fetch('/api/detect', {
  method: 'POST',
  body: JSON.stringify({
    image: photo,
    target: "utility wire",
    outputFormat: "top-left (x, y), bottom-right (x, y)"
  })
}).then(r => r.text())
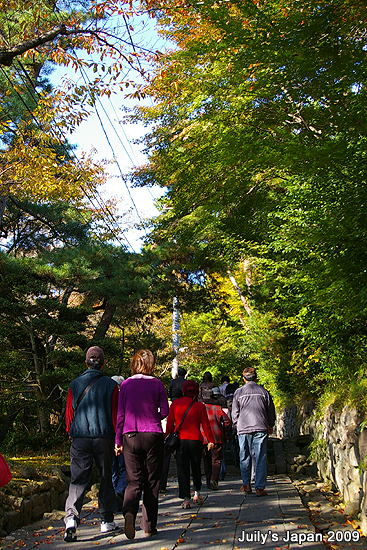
top-left (12, 62), bottom-right (131, 250)
top-left (7, 61), bottom-right (136, 251)
top-left (78, 60), bottom-right (146, 232)
top-left (13, 59), bottom-right (148, 248)
top-left (1, 8), bottom-right (157, 249)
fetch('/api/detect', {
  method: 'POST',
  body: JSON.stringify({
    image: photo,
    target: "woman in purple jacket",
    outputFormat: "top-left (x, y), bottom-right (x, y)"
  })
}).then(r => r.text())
top-left (115, 350), bottom-right (169, 540)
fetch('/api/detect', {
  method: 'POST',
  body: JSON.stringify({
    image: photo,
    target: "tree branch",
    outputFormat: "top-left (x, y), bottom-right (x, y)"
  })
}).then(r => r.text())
top-left (0, 25), bottom-right (67, 66)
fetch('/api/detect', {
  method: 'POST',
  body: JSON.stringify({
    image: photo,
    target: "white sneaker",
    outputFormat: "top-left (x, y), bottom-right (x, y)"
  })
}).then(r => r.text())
top-left (101, 521), bottom-right (119, 533)
top-left (64, 518), bottom-right (77, 542)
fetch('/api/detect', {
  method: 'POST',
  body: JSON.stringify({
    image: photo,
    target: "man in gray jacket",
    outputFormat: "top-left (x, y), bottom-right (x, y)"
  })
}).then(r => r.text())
top-left (232, 367), bottom-right (276, 497)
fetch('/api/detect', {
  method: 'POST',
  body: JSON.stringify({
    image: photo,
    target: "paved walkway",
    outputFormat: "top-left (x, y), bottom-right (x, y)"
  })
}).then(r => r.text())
top-left (2, 473), bottom-right (366, 550)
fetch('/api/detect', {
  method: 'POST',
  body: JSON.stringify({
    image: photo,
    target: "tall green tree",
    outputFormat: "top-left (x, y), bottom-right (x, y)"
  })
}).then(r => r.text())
top-left (132, 0), bottom-right (367, 404)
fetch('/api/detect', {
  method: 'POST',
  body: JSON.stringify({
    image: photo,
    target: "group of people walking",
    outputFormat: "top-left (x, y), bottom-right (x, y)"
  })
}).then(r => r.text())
top-left (63, 346), bottom-right (276, 542)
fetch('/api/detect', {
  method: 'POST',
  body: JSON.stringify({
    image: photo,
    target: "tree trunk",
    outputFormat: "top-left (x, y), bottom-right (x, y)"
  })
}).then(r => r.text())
top-left (0, 195), bottom-right (7, 225)
top-left (228, 271), bottom-right (252, 316)
top-left (20, 316), bottom-right (50, 433)
top-left (93, 301), bottom-right (116, 341)
top-left (243, 259), bottom-right (254, 299)
top-left (0, 408), bottom-right (22, 444)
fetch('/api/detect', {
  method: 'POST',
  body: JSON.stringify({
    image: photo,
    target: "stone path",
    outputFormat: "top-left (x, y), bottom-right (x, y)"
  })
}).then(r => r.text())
top-left (1, 473), bottom-right (366, 550)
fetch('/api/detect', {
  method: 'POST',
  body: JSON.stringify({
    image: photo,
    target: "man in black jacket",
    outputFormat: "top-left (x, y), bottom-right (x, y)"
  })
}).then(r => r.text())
top-left (232, 367), bottom-right (276, 497)
top-left (64, 346), bottom-right (119, 541)
top-left (169, 367), bottom-right (187, 401)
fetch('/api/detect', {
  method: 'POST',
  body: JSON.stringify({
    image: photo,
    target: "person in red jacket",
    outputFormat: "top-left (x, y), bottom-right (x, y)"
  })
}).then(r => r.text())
top-left (165, 380), bottom-right (214, 509)
top-left (202, 387), bottom-right (231, 490)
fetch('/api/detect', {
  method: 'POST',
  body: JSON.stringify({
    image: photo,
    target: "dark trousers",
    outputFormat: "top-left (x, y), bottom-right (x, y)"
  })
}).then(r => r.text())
top-left (112, 453), bottom-right (127, 497)
top-left (122, 432), bottom-right (164, 532)
top-left (202, 443), bottom-right (223, 485)
top-left (159, 447), bottom-right (171, 490)
top-left (176, 439), bottom-right (203, 499)
top-left (65, 437), bottom-right (115, 525)
top-left (229, 429), bottom-right (240, 466)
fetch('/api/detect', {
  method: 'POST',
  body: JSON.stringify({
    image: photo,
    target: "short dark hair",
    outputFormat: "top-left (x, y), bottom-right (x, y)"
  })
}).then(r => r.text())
top-left (86, 358), bottom-right (104, 370)
top-left (202, 371), bottom-right (213, 383)
top-left (226, 383), bottom-right (236, 395)
top-left (178, 367), bottom-right (187, 377)
top-left (221, 375), bottom-right (230, 384)
top-left (85, 346), bottom-right (105, 370)
top-left (243, 367), bottom-right (257, 382)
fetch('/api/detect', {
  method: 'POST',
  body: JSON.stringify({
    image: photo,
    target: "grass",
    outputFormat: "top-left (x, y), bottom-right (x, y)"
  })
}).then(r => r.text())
top-left (3, 448), bottom-right (70, 488)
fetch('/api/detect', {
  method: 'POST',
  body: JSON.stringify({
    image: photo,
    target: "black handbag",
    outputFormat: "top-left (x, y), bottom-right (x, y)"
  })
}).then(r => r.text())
top-left (164, 431), bottom-right (180, 453)
top-left (164, 398), bottom-right (196, 454)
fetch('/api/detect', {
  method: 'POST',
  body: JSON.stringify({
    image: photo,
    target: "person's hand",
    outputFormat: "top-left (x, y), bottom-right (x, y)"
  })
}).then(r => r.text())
top-left (207, 442), bottom-right (214, 450)
top-left (115, 444), bottom-right (123, 455)
top-left (268, 427), bottom-right (274, 435)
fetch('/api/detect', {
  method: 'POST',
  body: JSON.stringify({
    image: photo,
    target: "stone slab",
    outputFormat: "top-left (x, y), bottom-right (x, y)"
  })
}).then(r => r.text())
top-left (1, 475), bottom-right (364, 550)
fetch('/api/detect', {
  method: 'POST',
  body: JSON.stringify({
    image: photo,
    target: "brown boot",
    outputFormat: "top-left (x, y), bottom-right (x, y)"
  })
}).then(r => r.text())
top-left (256, 488), bottom-right (267, 497)
top-left (240, 484), bottom-right (252, 493)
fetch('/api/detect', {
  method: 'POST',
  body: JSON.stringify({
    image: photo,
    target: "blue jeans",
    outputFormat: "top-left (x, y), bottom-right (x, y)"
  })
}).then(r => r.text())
top-left (238, 431), bottom-right (268, 490)
top-left (112, 453), bottom-right (127, 499)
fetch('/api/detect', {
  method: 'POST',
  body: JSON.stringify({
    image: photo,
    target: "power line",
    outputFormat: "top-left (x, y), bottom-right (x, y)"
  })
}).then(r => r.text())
top-left (12, 66), bottom-right (134, 252)
top-left (0, 8), bottom-right (159, 251)
top-left (106, 94), bottom-right (160, 204)
top-left (4, 62), bottom-right (136, 252)
top-left (77, 61), bottom-right (147, 233)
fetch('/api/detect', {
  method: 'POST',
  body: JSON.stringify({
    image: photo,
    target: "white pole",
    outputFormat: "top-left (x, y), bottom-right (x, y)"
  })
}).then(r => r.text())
top-left (172, 297), bottom-right (179, 379)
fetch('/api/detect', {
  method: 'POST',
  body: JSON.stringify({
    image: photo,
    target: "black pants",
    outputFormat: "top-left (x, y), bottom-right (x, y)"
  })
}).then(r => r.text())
top-left (159, 446), bottom-right (171, 490)
top-left (64, 437), bottom-right (115, 525)
top-left (122, 432), bottom-right (164, 532)
top-left (176, 439), bottom-right (203, 499)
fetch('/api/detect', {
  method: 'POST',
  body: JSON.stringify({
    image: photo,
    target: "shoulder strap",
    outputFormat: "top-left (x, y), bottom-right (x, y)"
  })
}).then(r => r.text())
top-left (175, 397), bottom-right (197, 434)
top-left (75, 376), bottom-right (100, 412)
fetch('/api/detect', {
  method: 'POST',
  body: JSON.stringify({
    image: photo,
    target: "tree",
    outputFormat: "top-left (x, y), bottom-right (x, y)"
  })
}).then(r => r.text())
top-left (131, 0), bottom-right (367, 404)
top-left (0, 0), bottom-right (157, 216)
top-left (0, 195), bottom-right (223, 445)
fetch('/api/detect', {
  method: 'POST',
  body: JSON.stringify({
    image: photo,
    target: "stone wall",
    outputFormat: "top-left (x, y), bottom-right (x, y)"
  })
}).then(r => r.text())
top-left (0, 473), bottom-right (67, 537)
top-left (277, 402), bottom-right (367, 534)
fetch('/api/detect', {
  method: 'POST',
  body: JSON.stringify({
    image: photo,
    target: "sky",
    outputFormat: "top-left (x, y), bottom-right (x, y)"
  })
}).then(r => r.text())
top-left (65, 90), bottom-right (163, 253)
top-left (53, 13), bottom-right (166, 253)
